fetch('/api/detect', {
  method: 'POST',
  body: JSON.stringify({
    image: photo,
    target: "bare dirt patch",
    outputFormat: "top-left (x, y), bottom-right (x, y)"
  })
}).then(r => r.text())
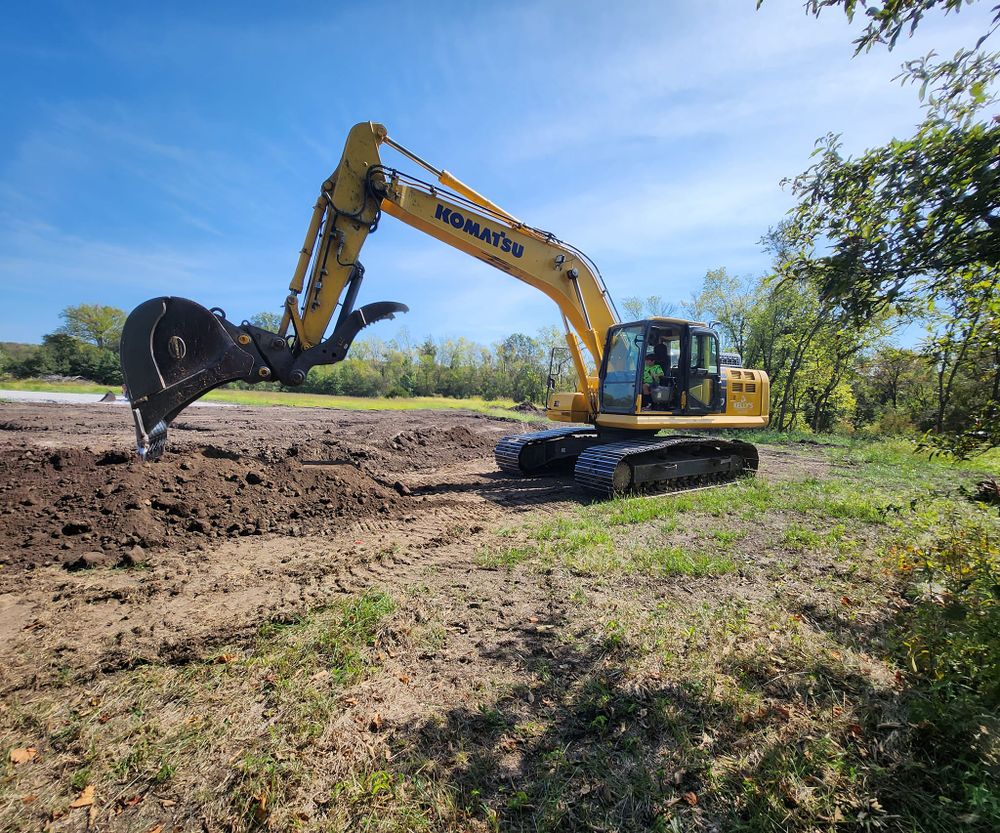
top-left (0, 405), bottom-right (511, 575)
top-left (2, 401), bottom-right (893, 832)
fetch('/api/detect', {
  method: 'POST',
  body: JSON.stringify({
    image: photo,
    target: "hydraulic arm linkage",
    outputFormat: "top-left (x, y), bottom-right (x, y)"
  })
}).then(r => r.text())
top-left (120, 122), bottom-right (618, 460)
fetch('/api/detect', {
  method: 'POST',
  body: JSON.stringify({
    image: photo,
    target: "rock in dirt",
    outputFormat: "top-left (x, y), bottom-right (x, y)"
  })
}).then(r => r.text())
top-left (119, 546), bottom-right (146, 568)
top-left (64, 551), bottom-right (115, 571)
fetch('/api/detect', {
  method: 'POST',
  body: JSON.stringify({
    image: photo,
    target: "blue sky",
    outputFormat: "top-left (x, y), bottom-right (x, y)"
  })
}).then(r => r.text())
top-left (0, 1), bottom-right (991, 346)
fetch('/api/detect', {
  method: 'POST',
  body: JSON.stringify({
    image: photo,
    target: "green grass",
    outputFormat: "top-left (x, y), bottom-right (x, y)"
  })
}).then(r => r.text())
top-left (201, 388), bottom-right (522, 418)
top-left (0, 377), bottom-right (533, 418)
top-left (0, 378), bottom-right (111, 394)
top-left (0, 591), bottom-right (397, 831)
top-left (478, 510), bottom-right (734, 577)
top-left (4, 435), bottom-right (999, 833)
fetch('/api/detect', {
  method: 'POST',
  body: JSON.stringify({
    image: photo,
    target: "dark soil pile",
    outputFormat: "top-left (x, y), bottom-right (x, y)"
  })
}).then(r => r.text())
top-left (0, 443), bottom-right (404, 571)
top-left (0, 403), bottom-right (528, 574)
top-left (383, 425), bottom-right (492, 468)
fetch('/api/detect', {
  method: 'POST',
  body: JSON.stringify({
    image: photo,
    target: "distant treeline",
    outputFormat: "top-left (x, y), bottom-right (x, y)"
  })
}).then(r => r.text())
top-left (1, 276), bottom-right (989, 455)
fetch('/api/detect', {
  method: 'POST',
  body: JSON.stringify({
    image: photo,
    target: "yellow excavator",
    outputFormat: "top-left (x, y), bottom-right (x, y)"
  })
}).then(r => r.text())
top-left (120, 122), bottom-right (769, 495)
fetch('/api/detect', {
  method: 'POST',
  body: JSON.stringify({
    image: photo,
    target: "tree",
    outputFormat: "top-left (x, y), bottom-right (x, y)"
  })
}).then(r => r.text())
top-left (57, 304), bottom-right (126, 349)
top-left (771, 3), bottom-right (1000, 453)
top-left (38, 332), bottom-right (122, 384)
top-left (249, 311), bottom-right (283, 332)
top-left (780, 53), bottom-right (1000, 319)
top-left (496, 333), bottom-right (545, 402)
top-left (686, 268), bottom-right (758, 357)
top-left (621, 295), bottom-right (677, 320)
top-left (786, 1), bottom-right (999, 54)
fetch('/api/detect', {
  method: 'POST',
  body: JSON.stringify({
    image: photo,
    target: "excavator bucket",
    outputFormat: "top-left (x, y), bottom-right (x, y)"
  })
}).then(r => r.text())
top-left (120, 297), bottom-right (259, 460)
top-left (120, 295), bottom-right (409, 461)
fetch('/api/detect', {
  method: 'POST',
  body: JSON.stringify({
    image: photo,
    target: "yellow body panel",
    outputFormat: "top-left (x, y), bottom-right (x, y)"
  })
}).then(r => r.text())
top-left (547, 391), bottom-right (590, 423)
top-left (723, 367), bottom-right (770, 420)
top-left (595, 413), bottom-right (769, 430)
top-left (577, 367), bottom-right (770, 429)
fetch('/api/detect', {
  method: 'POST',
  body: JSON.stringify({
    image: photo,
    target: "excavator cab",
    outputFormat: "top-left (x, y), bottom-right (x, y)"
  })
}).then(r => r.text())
top-left (598, 320), bottom-right (723, 417)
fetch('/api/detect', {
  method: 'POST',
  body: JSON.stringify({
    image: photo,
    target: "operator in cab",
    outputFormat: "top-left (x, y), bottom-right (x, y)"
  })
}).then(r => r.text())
top-left (642, 354), bottom-right (665, 409)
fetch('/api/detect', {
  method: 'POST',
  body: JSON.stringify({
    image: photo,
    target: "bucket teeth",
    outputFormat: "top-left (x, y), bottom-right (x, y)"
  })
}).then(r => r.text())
top-left (137, 420), bottom-right (169, 461)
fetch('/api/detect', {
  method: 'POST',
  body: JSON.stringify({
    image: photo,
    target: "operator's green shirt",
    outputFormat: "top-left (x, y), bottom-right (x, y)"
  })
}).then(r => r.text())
top-left (643, 362), bottom-right (665, 385)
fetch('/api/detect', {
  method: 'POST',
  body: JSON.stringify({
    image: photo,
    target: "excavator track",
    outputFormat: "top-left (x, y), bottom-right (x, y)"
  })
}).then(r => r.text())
top-left (574, 435), bottom-right (758, 496)
top-left (494, 426), bottom-right (600, 474)
top-left (495, 428), bottom-right (758, 497)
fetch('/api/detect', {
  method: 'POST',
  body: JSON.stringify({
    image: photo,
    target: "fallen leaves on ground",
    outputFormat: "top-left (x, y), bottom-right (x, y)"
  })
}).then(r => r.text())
top-left (69, 785), bottom-right (95, 808)
top-left (9, 747), bottom-right (37, 764)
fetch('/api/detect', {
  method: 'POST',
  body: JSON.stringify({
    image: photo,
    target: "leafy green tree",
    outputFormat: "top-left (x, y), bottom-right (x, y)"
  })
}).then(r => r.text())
top-left (851, 345), bottom-right (936, 430)
top-left (336, 358), bottom-right (382, 397)
top-left (780, 53), bottom-right (1000, 318)
top-left (769, 2), bottom-right (1000, 453)
top-left (621, 295), bottom-right (677, 320)
top-left (57, 304), bottom-right (126, 350)
top-left (249, 311), bottom-right (283, 332)
top-left (686, 268), bottom-right (758, 357)
top-left (782, 0), bottom-right (999, 54)
top-left (497, 333), bottom-right (545, 402)
top-left (38, 333), bottom-right (123, 384)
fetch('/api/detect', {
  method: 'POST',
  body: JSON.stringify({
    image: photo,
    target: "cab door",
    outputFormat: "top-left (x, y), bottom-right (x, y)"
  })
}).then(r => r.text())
top-left (598, 322), bottom-right (646, 414)
top-left (682, 327), bottom-right (722, 414)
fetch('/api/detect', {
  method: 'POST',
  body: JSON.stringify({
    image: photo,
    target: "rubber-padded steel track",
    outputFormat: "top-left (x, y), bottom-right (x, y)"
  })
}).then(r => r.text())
top-left (494, 426), bottom-right (599, 474)
top-left (574, 435), bottom-right (758, 496)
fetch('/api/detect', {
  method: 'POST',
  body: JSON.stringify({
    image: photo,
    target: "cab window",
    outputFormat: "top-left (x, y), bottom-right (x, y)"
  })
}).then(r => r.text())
top-left (601, 324), bottom-right (644, 411)
top-left (690, 333), bottom-right (718, 374)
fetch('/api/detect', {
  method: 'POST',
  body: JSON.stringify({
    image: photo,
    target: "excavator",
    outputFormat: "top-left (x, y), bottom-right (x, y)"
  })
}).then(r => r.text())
top-left (119, 122), bottom-right (769, 496)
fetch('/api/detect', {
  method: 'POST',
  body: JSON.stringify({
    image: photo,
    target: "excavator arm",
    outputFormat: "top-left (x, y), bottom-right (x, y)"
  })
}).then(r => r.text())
top-left (120, 122), bottom-right (619, 459)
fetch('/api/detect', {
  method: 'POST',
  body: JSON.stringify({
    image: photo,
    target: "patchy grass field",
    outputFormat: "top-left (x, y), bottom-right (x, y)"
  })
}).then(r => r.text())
top-left (1, 413), bottom-right (997, 832)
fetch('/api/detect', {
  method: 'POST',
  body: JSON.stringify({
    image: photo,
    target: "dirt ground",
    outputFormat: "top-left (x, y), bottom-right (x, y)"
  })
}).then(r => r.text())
top-left (0, 401), bottom-right (845, 831)
top-left (0, 403), bottom-right (541, 681)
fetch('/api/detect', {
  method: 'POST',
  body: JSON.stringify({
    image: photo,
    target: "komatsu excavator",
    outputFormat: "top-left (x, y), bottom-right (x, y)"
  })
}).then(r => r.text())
top-left (120, 122), bottom-right (769, 496)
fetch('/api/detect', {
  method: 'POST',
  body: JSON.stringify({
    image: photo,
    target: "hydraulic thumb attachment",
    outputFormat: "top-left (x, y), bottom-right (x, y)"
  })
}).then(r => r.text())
top-left (120, 296), bottom-right (407, 460)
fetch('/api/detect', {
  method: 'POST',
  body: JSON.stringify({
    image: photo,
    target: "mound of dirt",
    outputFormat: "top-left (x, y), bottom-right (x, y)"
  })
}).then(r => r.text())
top-left (383, 425), bottom-right (496, 469)
top-left (0, 443), bottom-right (405, 573)
top-left (513, 401), bottom-right (543, 413)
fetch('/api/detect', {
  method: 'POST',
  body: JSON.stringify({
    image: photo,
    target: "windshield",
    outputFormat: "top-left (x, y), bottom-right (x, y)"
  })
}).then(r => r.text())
top-left (601, 324), bottom-right (644, 412)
